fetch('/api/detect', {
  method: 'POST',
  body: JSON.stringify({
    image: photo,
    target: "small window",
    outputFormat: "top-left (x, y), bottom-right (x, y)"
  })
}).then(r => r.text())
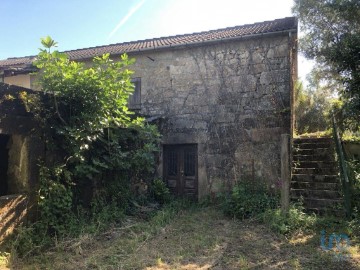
top-left (128, 78), bottom-right (141, 110)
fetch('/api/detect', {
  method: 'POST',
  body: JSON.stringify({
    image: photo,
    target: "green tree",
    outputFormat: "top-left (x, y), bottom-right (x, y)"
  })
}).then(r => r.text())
top-left (293, 0), bottom-right (360, 128)
top-left (294, 80), bottom-right (334, 134)
top-left (29, 37), bottom-right (160, 235)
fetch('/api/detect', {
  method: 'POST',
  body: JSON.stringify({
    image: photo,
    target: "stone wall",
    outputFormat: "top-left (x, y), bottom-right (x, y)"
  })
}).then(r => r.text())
top-left (7, 135), bottom-right (44, 194)
top-left (126, 33), bottom-right (296, 198)
top-left (0, 31), bottom-right (297, 200)
top-left (0, 83), bottom-right (45, 195)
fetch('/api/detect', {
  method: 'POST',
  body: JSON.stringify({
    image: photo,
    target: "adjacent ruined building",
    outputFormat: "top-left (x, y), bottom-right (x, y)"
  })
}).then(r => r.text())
top-left (0, 17), bottom-right (297, 200)
top-left (0, 83), bottom-right (45, 241)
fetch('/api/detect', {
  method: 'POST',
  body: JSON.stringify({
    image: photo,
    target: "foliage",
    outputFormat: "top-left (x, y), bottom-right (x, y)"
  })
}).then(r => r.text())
top-left (150, 178), bottom-right (171, 204)
top-left (262, 203), bottom-right (317, 235)
top-left (347, 159), bottom-right (360, 219)
top-left (342, 130), bottom-right (360, 142)
top-left (37, 165), bottom-right (74, 235)
top-left (293, 0), bottom-right (360, 129)
top-left (10, 223), bottom-right (52, 258)
top-left (34, 37), bottom-right (142, 163)
top-left (9, 37), bottom-right (161, 256)
top-left (221, 180), bottom-right (279, 219)
top-left (8, 207), bottom-right (360, 270)
top-left (294, 81), bottom-right (334, 134)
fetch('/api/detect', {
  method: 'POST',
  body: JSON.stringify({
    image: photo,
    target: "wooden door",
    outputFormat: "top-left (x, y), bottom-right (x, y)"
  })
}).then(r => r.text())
top-left (163, 144), bottom-right (198, 199)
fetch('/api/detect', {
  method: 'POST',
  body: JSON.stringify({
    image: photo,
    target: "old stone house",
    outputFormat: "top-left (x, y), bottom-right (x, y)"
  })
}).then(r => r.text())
top-left (0, 17), bottom-right (298, 200)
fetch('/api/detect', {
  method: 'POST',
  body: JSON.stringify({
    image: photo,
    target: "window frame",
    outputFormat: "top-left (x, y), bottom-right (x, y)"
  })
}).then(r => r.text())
top-left (128, 77), bottom-right (141, 110)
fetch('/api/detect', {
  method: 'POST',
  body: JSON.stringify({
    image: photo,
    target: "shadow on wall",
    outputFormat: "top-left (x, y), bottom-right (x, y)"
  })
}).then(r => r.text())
top-left (0, 135), bottom-right (10, 196)
top-left (0, 195), bottom-right (29, 243)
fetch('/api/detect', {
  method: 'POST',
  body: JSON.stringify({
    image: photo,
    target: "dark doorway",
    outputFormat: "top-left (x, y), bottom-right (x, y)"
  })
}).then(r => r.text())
top-left (163, 144), bottom-right (198, 199)
top-left (0, 134), bottom-right (10, 196)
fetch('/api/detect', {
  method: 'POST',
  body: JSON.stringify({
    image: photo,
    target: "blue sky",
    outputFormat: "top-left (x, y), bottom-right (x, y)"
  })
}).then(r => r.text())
top-left (0, 0), bottom-right (311, 81)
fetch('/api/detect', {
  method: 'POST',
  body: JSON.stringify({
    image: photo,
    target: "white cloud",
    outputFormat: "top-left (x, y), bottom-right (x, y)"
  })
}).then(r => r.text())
top-left (108, 0), bottom-right (146, 38)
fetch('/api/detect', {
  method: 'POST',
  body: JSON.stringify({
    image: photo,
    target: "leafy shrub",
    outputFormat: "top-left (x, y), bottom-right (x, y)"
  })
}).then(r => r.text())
top-left (348, 209), bottom-right (360, 238)
top-left (37, 165), bottom-right (75, 236)
top-left (294, 81), bottom-right (334, 135)
top-left (221, 181), bottom-right (279, 219)
top-left (150, 178), bottom-right (171, 204)
top-left (9, 37), bottom-right (162, 257)
top-left (347, 158), bottom-right (360, 216)
top-left (262, 203), bottom-right (317, 235)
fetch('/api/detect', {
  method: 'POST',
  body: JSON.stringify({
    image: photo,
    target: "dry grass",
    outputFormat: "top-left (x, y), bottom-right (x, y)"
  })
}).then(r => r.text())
top-left (3, 207), bottom-right (360, 270)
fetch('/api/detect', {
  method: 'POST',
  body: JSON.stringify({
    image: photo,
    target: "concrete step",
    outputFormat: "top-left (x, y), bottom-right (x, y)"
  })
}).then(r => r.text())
top-left (293, 154), bottom-right (335, 162)
top-left (291, 189), bottom-right (342, 200)
top-left (294, 148), bottom-right (335, 156)
top-left (291, 197), bottom-right (343, 209)
top-left (293, 167), bottom-right (339, 175)
top-left (291, 137), bottom-right (343, 215)
top-left (294, 143), bottom-right (334, 150)
top-left (293, 137), bottom-right (333, 144)
top-left (292, 174), bottom-right (339, 183)
top-left (305, 207), bottom-right (345, 216)
top-left (290, 181), bottom-right (339, 190)
top-left (293, 161), bottom-right (338, 169)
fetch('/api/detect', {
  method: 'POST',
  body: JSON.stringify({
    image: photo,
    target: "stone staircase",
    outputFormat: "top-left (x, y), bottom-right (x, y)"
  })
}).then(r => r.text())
top-left (291, 137), bottom-right (343, 214)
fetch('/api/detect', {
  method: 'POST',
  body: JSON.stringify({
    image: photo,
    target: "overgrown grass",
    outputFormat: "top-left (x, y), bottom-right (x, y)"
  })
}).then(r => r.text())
top-left (2, 177), bottom-right (360, 269)
top-left (7, 205), bottom-right (359, 270)
top-left (7, 199), bottom-right (196, 269)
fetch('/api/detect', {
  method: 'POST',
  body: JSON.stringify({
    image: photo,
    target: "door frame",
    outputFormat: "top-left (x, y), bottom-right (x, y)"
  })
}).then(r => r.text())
top-left (163, 144), bottom-right (198, 198)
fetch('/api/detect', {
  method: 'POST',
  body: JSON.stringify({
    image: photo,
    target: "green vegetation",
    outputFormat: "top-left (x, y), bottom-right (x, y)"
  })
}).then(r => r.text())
top-left (4, 206), bottom-right (359, 270)
top-left (263, 203), bottom-right (317, 235)
top-left (293, 0), bottom-right (360, 131)
top-left (150, 177), bottom-right (172, 204)
top-left (220, 180), bottom-right (279, 219)
top-left (293, 0), bottom-right (360, 223)
top-left (294, 81), bottom-right (335, 135)
top-left (221, 178), bottom-right (359, 243)
top-left (4, 37), bottom-right (163, 257)
top-left (2, 168), bottom-right (359, 269)
top-left (348, 159), bottom-right (360, 221)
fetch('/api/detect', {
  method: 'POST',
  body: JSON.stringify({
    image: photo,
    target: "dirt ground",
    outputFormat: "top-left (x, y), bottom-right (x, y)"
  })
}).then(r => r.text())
top-left (3, 207), bottom-right (360, 270)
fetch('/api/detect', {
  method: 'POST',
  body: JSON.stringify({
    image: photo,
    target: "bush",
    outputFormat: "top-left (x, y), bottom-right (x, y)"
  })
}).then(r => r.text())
top-left (346, 158), bottom-right (360, 237)
top-left (262, 203), bottom-right (317, 235)
top-left (347, 159), bottom-right (360, 216)
top-left (150, 178), bottom-right (171, 204)
top-left (221, 181), bottom-right (279, 219)
top-left (37, 165), bottom-right (75, 236)
top-left (8, 38), bottom-right (162, 257)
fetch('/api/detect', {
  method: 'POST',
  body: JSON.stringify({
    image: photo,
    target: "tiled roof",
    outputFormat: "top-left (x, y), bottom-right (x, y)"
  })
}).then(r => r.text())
top-left (0, 17), bottom-right (297, 69)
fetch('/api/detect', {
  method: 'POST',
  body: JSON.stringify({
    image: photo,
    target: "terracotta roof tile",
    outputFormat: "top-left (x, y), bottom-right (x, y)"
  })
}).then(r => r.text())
top-left (0, 17), bottom-right (297, 69)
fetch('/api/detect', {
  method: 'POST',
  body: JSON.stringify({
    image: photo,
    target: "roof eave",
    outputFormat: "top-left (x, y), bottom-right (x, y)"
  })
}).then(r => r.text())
top-left (72, 27), bottom-right (298, 62)
top-left (1, 21), bottom-right (298, 70)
